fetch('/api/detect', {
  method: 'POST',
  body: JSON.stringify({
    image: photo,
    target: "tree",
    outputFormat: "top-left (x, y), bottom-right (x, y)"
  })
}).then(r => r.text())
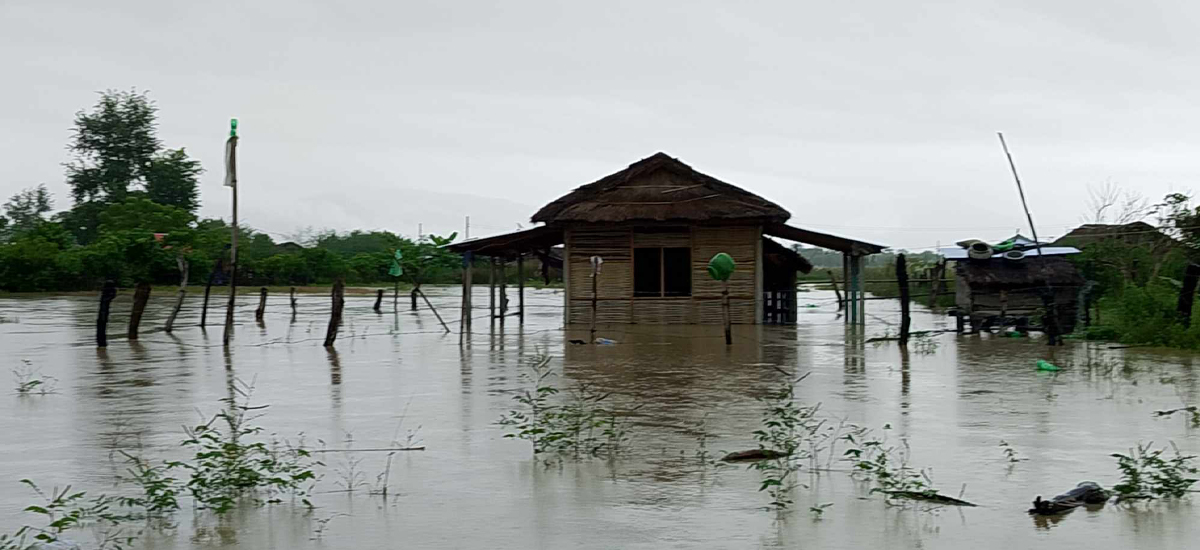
top-left (1084, 182), bottom-right (1152, 225)
top-left (64, 90), bottom-right (203, 243)
top-left (1, 184), bottom-right (53, 238)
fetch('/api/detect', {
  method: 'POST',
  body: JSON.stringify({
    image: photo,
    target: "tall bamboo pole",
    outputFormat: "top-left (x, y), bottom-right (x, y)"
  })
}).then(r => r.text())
top-left (222, 120), bottom-right (239, 346)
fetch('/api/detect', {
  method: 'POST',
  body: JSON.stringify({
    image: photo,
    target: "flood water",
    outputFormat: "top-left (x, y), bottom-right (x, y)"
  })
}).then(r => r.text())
top-left (2, 287), bottom-right (1198, 549)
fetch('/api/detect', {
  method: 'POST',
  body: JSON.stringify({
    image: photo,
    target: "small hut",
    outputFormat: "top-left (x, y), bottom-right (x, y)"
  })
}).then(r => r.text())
top-left (940, 236), bottom-right (1084, 332)
top-left (448, 153), bottom-right (884, 326)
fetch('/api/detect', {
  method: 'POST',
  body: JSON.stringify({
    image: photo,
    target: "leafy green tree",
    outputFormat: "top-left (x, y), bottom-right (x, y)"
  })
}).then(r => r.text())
top-left (98, 198), bottom-right (195, 234)
top-left (2, 184), bottom-right (54, 238)
top-left (64, 90), bottom-right (203, 243)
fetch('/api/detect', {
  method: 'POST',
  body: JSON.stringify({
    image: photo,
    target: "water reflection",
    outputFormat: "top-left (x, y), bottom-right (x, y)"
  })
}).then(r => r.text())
top-left (2, 289), bottom-right (1200, 549)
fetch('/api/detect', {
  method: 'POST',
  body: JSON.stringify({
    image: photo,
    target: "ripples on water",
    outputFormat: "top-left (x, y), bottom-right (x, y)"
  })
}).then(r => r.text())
top-left (0, 288), bottom-right (1197, 549)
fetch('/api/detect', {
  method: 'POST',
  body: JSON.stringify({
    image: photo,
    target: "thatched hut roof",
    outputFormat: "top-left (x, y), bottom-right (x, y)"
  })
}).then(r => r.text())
top-left (956, 256), bottom-right (1084, 289)
top-left (1052, 222), bottom-right (1174, 248)
top-left (531, 152), bottom-right (791, 224)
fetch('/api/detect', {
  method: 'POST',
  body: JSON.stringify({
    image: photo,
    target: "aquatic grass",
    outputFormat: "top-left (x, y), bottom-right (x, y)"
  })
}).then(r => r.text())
top-left (117, 451), bottom-right (181, 520)
top-left (748, 371), bottom-right (831, 509)
top-left (166, 379), bottom-right (322, 514)
top-left (12, 361), bottom-right (57, 395)
top-left (498, 351), bottom-right (633, 460)
top-left (16, 479), bottom-right (139, 550)
top-left (1112, 442), bottom-right (1199, 502)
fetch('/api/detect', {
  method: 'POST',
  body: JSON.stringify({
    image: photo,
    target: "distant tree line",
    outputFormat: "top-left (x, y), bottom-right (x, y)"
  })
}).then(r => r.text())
top-left (0, 90), bottom-right (464, 292)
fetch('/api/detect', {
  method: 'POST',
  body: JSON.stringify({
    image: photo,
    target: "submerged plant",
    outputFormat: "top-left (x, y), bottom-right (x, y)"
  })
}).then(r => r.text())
top-left (808, 502), bottom-right (833, 518)
top-left (17, 479), bottom-right (138, 550)
top-left (167, 380), bottom-right (321, 513)
top-left (117, 452), bottom-right (180, 519)
top-left (1112, 442), bottom-right (1199, 501)
top-left (498, 352), bottom-right (631, 459)
top-left (748, 371), bottom-right (825, 509)
top-left (13, 361), bottom-right (57, 395)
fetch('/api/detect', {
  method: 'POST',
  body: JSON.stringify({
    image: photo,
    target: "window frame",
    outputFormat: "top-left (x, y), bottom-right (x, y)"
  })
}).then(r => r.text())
top-left (633, 246), bottom-right (692, 298)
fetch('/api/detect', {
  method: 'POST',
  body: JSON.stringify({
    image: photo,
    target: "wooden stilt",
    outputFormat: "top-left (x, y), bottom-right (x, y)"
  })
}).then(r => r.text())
top-left (165, 258), bottom-right (189, 333)
top-left (411, 284), bottom-right (419, 311)
top-left (498, 259), bottom-right (507, 325)
top-left (828, 270), bottom-right (843, 311)
top-left (373, 289), bottom-right (384, 313)
top-left (97, 280), bottom-right (117, 347)
top-left (128, 282), bottom-right (151, 340)
top-left (418, 290), bottom-right (452, 333)
top-left (289, 287), bottom-right (297, 317)
top-left (255, 287), bottom-right (268, 322)
top-left (489, 257), bottom-right (497, 323)
top-left (590, 258), bottom-right (599, 342)
top-left (517, 254), bottom-right (525, 322)
top-left (722, 281), bottom-right (732, 345)
top-left (323, 279), bottom-right (345, 347)
top-left (200, 262), bottom-right (216, 327)
top-left (460, 251), bottom-right (473, 344)
top-left (897, 254), bottom-right (910, 347)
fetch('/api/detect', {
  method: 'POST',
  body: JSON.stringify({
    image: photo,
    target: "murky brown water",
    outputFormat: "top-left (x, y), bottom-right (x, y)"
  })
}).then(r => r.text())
top-left (2, 287), bottom-right (1198, 549)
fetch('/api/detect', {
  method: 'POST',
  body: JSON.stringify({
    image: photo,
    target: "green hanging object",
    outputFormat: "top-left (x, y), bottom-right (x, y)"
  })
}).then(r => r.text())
top-left (388, 249), bottom-right (403, 277)
top-left (708, 253), bottom-right (736, 281)
top-left (229, 118), bottom-right (238, 137)
top-left (993, 239), bottom-right (1016, 252)
top-left (1035, 359), bottom-right (1060, 372)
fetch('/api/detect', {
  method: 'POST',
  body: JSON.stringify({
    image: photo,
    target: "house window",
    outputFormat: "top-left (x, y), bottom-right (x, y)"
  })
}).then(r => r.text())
top-left (634, 247), bottom-right (691, 297)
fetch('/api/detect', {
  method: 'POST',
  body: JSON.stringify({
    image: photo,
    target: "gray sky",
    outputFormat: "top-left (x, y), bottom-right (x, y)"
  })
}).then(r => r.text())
top-left (3, 0), bottom-right (1198, 250)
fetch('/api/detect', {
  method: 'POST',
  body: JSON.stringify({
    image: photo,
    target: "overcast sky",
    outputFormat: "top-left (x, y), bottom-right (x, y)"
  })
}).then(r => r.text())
top-left (3, 0), bottom-right (1198, 250)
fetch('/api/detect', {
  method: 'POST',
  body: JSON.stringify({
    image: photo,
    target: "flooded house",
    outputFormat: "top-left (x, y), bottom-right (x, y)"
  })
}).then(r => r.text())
top-left (939, 235), bottom-right (1084, 332)
top-left (448, 152), bottom-right (885, 325)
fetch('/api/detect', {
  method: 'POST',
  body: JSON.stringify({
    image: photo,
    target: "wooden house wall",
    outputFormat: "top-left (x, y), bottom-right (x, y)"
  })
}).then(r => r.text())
top-left (564, 225), bottom-right (760, 324)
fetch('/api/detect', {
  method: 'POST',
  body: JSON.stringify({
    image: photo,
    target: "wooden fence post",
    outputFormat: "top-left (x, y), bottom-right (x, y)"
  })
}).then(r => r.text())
top-left (255, 287), bottom-right (268, 322)
top-left (828, 270), bottom-right (843, 311)
top-left (373, 289), bottom-right (384, 313)
top-left (128, 282), bottom-right (151, 340)
top-left (323, 279), bottom-right (345, 347)
top-left (897, 255), bottom-right (910, 347)
top-left (459, 251), bottom-right (473, 345)
top-left (289, 287), bottom-right (297, 317)
top-left (418, 289), bottom-right (452, 333)
top-left (590, 256), bottom-right (601, 342)
top-left (499, 258), bottom-right (508, 325)
top-left (722, 280), bottom-right (732, 345)
top-left (489, 257), bottom-right (497, 323)
top-left (517, 254), bottom-right (525, 322)
top-left (165, 257), bottom-right (189, 333)
top-left (411, 285), bottom-right (419, 311)
top-left (200, 262), bottom-right (216, 327)
top-left (1178, 263), bottom-right (1200, 327)
top-left (928, 260), bottom-right (945, 308)
top-left (97, 280), bottom-right (117, 347)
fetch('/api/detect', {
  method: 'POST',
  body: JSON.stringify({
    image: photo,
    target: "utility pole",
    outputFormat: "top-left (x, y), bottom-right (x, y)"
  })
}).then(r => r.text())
top-left (465, 216), bottom-right (470, 240)
top-left (222, 119), bottom-right (240, 346)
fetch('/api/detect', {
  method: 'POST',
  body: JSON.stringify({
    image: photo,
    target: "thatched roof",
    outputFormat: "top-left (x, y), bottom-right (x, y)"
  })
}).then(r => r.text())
top-left (763, 237), bottom-right (813, 275)
top-left (531, 152), bottom-right (790, 224)
top-left (956, 256), bottom-right (1084, 288)
top-left (1052, 222), bottom-right (1173, 248)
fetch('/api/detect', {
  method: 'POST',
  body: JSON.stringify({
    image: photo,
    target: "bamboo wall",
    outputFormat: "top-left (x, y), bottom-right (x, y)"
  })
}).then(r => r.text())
top-left (565, 225), bottom-right (760, 324)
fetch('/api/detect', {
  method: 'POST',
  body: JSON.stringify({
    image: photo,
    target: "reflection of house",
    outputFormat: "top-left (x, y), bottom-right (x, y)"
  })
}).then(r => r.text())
top-left (448, 153), bottom-right (884, 325)
top-left (939, 236), bottom-right (1084, 332)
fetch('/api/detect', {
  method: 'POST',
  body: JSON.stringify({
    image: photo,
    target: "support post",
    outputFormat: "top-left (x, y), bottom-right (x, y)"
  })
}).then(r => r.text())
top-left (499, 258), bottom-right (508, 324)
top-left (97, 280), bottom-right (117, 347)
top-left (855, 255), bottom-right (866, 326)
top-left (828, 270), bottom-right (843, 311)
top-left (289, 287), bottom-right (297, 317)
top-left (928, 260), bottom-right (944, 308)
top-left (460, 251), bottom-right (473, 344)
top-left (517, 254), bottom-right (525, 322)
top-left (418, 289), bottom-right (452, 333)
top-left (897, 255), bottom-right (910, 347)
top-left (722, 280), bottom-right (732, 345)
top-left (411, 284), bottom-right (419, 311)
top-left (590, 256), bottom-right (600, 342)
top-left (128, 282), bottom-right (151, 340)
top-left (165, 257), bottom-right (189, 333)
top-left (323, 278), bottom-right (345, 347)
top-left (489, 257), bottom-right (497, 322)
top-left (255, 287), bottom-right (268, 322)
top-left (1178, 263), bottom-right (1200, 327)
top-left (374, 289), bottom-right (384, 313)
top-left (200, 261), bottom-right (216, 327)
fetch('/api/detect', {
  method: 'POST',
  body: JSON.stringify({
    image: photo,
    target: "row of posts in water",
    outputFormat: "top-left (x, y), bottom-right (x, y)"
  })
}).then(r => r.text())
top-left (93, 281), bottom-right (454, 349)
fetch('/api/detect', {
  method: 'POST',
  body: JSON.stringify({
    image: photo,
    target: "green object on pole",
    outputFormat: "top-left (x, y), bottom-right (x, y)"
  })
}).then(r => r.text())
top-left (388, 249), bottom-right (403, 277)
top-left (1036, 359), bottom-right (1060, 371)
top-left (229, 118), bottom-right (238, 137)
top-left (993, 239), bottom-right (1016, 252)
top-left (707, 253), bottom-right (735, 281)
